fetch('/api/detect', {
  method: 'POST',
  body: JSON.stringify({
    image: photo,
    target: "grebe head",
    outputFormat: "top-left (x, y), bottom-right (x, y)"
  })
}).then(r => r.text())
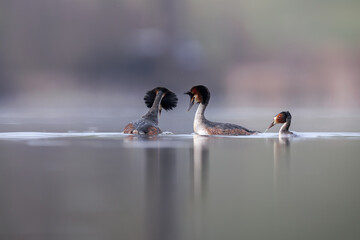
top-left (267, 111), bottom-right (292, 130)
top-left (185, 85), bottom-right (210, 111)
top-left (144, 87), bottom-right (178, 115)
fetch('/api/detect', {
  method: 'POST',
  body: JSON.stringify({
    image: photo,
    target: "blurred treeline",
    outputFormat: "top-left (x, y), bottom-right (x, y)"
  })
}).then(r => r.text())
top-left (0, 0), bottom-right (359, 108)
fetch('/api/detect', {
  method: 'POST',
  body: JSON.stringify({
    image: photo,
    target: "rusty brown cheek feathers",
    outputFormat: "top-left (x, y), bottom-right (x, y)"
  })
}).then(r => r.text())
top-left (276, 113), bottom-right (286, 123)
top-left (192, 89), bottom-right (202, 103)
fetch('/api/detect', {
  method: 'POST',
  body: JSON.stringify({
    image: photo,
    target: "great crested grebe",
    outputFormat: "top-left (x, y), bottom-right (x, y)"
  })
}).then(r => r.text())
top-left (266, 111), bottom-right (293, 136)
top-left (123, 87), bottom-right (177, 135)
top-left (185, 85), bottom-right (257, 135)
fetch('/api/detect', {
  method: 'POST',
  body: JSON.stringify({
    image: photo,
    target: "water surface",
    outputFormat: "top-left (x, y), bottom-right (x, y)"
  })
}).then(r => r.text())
top-left (0, 131), bottom-right (359, 240)
top-left (0, 111), bottom-right (359, 240)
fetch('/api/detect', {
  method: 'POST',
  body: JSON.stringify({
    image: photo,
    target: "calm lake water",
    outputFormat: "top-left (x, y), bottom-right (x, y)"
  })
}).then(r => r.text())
top-left (0, 110), bottom-right (359, 240)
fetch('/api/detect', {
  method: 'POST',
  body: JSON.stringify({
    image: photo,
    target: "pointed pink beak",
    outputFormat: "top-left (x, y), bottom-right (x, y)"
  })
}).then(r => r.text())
top-left (188, 98), bottom-right (195, 111)
top-left (265, 120), bottom-right (275, 132)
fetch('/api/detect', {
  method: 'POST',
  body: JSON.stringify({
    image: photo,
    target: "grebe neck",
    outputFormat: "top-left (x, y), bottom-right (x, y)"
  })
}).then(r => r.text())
top-left (194, 102), bottom-right (207, 127)
top-left (279, 118), bottom-right (291, 133)
top-left (142, 93), bottom-right (163, 124)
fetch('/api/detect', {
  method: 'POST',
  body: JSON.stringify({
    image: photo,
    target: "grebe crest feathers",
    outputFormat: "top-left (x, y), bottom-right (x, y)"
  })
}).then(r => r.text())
top-left (185, 85), bottom-right (210, 105)
top-left (144, 87), bottom-right (178, 111)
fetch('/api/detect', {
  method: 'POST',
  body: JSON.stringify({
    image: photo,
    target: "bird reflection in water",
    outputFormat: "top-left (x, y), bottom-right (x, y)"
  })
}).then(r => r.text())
top-left (272, 136), bottom-right (291, 204)
top-left (139, 135), bottom-right (209, 240)
top-left (191, 135), bottom-right (209, 200)
top-left (124, 134), bottom-right (159, 142)
top-left (144, 146), bottom-right (179, 240)
top-left (190, 135), bottom-right (209, 240)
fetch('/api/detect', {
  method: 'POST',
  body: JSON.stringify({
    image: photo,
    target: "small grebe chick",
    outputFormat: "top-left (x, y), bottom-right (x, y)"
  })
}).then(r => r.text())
top-left (266, 111), bottom-right (293, 136)
top-left (123, 87), bottom-right (177, 135)
top-left (185, 85), bottom-right (257, 135)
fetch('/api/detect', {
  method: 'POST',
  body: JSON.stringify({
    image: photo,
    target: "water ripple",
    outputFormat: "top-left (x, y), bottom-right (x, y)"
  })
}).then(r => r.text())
top-left (0, 132), bottom-right (359, 141)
